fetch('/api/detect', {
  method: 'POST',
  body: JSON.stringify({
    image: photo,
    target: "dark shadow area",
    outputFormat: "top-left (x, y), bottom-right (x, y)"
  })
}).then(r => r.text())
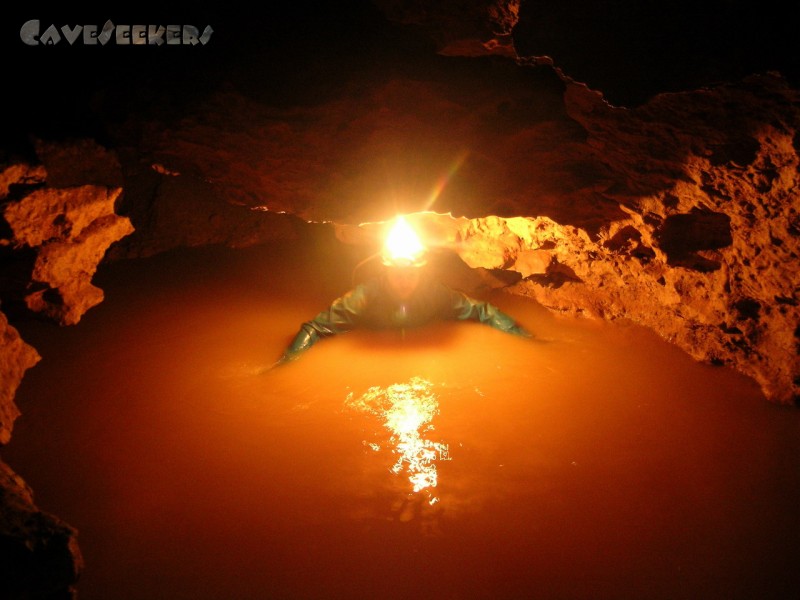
top-left (657, 209), bottom-right (732, 271)
top-left (514, 0), bottom-right (800, 107)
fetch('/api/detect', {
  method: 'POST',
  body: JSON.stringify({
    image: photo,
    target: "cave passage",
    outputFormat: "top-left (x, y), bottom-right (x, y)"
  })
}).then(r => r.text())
top-left (4, 231), bottom-right (800, 600)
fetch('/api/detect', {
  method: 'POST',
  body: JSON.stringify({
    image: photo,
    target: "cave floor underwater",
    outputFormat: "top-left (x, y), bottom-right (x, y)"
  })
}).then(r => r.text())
top-left (4, 235), bottom-right (800, 600)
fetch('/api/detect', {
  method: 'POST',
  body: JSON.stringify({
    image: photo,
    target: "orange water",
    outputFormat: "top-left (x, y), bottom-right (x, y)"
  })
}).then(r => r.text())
top-left (5, 236), bottom-right (800, 600)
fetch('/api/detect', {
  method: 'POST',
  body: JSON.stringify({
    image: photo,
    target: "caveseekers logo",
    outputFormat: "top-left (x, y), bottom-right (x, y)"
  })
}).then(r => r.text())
top-left (20, 19), bottom-right (213, 46)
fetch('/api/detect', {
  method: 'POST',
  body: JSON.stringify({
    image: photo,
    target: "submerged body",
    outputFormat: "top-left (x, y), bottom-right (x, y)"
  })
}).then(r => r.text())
top-left (277, 265), bottom-right (532, 365)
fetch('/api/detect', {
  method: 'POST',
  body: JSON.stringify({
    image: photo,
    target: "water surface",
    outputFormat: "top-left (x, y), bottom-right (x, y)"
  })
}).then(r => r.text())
top-left (6, 238), bottom-right (800, 600)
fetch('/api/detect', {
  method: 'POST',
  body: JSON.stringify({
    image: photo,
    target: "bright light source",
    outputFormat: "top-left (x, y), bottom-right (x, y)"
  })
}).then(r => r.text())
top-left (383, 215), bottom-right (426, 267)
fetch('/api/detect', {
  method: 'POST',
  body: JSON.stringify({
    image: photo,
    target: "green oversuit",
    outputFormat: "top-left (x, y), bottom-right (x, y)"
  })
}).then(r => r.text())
top-left (278, 271), bottom-right (532, 364)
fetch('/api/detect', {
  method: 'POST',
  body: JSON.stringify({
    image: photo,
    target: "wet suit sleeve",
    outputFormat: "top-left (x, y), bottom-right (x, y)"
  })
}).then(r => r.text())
top-left (276, 285), bottom-right (370, 364)
top-left (446, 289), bottom-right (533, 338)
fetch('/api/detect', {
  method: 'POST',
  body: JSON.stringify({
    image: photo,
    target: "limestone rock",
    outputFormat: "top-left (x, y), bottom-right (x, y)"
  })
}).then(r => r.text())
top-left (111, 66), bottom-right (585, 231)
top-left (372, 0), bottom-right (520, 57)
top-left (4, 186), bottom-right (124, 249)
top-left (0, 163), bottom-right (47, 199)
top-left (33, 138), bottom-right (124, 189)
top-left (105, 157), bottom-right (300, 260)
top-left (387, 75), bottom-right (798, 404)
top-left (0, 311), bottom-right (40, 446)
top-left (1, 150), bottom-right (135, 325)
top-left (0, 459), bottom-right (82, 599)
top-left (543, 74), bottom-right (800, 404)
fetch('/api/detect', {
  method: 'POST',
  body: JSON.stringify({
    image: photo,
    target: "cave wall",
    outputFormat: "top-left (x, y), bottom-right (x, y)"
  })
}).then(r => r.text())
top-left (0, 312), bottom-right (39, 446)
top-left (1, 141), bottom-right (134, 325)
top-left (540, 75), bottom-right (800, 404)
top-left (0, 140), bottom-right (134, 598)
top-left (0, 445), bottom-right (83, 600)
top-left (411, 73), bottom-right (799, 405)
top-left (0, 312), bottom-right (83, 598)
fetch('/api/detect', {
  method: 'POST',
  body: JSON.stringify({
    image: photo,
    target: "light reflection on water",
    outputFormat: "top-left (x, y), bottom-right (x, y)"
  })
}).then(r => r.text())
top-left (346, 376), bottom-right (450, 504)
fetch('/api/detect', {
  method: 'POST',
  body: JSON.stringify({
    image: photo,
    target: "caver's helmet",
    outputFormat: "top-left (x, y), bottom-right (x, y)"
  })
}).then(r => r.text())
top-left (381, 215), bottom-right (428, 268)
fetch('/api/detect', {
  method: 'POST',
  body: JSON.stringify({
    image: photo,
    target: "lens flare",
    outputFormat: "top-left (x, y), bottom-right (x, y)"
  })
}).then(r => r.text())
top-left (347, 377), bottom-right (450, 503)
top-left (383, 216), bottom-right (426, 266)
top-left (423, 149), bottom-right (469, 212)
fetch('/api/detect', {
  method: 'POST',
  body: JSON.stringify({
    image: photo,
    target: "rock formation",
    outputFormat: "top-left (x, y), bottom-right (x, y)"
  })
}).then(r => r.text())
top-left (0, 312), bottom-right (82, 598)
top-left (526, 74), bottom-right (799, 405)
top-left (0, 312), bottom-right (39, 446)
top-left (0, 140), bottom-right (132, 598)
top-left (1, 140), bottom-right (135, 325)
top-left (0, 460), bottom-right (83, 599)
top-left (371, 0), bottom-right (521, 58)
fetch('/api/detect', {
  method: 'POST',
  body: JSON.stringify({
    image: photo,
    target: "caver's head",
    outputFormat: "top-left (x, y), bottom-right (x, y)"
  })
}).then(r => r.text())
top-left (384, 263), bottom-right (423, 300)
top-left (381, 215), bottom-right (427, 299)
